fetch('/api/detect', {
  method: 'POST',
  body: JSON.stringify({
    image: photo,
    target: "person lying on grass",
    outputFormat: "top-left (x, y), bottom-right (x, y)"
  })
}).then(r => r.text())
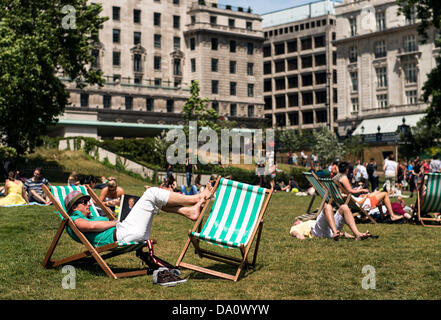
top-left (290, 203), bottom-right (373, 241)
top-left (334, 161), bottom-right (403, 222)
top-left (64, 184), bottom-right (213, 248)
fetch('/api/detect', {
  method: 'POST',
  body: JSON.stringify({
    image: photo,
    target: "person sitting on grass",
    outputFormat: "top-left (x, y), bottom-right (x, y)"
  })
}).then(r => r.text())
top-left (290, 203), bottom-right (373, 241)
top-left (98, 177), bottom-right (124, 211)
top-left (334, 161), bottom-right (403, 222)
top-left (0, 170), bottom-right (30, 206)
top-left (24, 167), bottom-right (51, 205)
top-left (63, 183), bottom-right (213, 286)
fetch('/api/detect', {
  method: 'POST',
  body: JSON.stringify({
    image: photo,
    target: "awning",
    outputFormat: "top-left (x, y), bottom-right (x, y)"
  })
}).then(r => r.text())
top-left (352, 113), bottom-right (425, 135)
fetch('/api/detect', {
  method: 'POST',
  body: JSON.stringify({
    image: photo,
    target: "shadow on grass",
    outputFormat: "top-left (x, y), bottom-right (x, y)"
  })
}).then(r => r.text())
top-left (183, 261), bottom-right (263, 281)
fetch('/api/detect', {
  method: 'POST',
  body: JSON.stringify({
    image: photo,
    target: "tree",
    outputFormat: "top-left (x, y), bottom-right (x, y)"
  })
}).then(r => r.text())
top-left (0, 1), bottom-right (107, 154)
top-left (312, 127), bottom-right (345, 165)
top-left (397, 1), bottom-right (441, 144)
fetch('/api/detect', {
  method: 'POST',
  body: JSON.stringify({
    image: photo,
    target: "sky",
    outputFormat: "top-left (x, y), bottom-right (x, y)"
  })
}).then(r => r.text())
top-left (217, 0), bottom-right (341, 15)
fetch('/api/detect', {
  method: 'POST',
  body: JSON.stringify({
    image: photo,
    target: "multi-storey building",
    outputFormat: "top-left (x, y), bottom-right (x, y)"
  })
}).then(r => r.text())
top-left (53, 0), bottom-right (265, 140)
top-left (261, 0), bottom-right (339, 133)
top-left (334, 0), bottom-right (436, 139)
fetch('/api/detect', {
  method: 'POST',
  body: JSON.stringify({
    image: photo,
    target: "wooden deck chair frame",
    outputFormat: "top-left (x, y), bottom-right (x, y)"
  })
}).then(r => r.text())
top-left (42, 184), bottom-right (150, 279)
top-left (300, 172), bottom-right (329, 221)
top-left (416, 173), bottom-right (441, 227)
top-left (176, 177), bottom-right (273, 281)
top-left (317, 174), bottom-right (377, 224)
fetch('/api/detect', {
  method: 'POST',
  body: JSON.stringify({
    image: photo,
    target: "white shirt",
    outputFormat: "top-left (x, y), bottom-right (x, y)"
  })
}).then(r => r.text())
top-left (384, 159), bottom-right (397, 175)
top-left (430, 159), bottom-right (441, 173)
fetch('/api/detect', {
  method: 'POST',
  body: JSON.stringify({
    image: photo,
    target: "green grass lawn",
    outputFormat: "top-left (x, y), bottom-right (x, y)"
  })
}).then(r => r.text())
top-left (1, 181), bottom-right (441, 300)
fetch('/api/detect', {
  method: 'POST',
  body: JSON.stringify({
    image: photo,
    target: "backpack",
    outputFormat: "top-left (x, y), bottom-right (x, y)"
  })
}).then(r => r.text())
top-left (366, 164), bottom-right (374, 176)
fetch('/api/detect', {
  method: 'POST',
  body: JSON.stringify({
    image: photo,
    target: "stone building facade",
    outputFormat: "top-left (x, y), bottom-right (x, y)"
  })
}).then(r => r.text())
top-left (58, 0), bottom-right (265, 139)
top-left (334, 0), bottom-right (437, 137)
top-left (261, 0), bottom-right (339, 133)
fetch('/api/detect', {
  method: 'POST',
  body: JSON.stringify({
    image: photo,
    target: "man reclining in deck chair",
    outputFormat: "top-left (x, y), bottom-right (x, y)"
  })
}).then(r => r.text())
top-left (64, 183), bottom-right (212, 286)
top-left (290, 203), bottom-right (374, 241)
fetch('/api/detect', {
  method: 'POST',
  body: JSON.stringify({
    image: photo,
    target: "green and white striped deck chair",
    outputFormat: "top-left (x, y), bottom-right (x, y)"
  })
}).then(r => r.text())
top-left (299, 172), bottom-right (330, 221)
top-left (417, 173), bottom-right (441, 227)
top-left (318, 177), bottom-right (377, 224)
top-left (42, 184), bottom-right (151, 279)
top-left (176, 176), bottom-right (273, 281)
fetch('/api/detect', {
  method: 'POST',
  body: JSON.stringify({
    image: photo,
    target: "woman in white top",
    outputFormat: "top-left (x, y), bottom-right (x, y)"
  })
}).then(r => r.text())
top-left (383, 154), bottom-right (398, 193)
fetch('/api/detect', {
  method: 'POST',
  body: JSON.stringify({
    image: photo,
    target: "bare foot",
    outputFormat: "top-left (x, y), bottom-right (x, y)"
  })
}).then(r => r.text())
top-left (355, 231), bottom-right (371, 241)
top-left (199, 183), bottom-right (213, 201)
top-left (186, 199), bottom-right (205, 221)
top-left (390, 214), bottom-right (403, 221)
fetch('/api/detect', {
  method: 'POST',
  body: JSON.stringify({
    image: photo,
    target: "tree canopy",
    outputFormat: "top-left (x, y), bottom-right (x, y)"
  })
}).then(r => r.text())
top-left (0, 1), bottom-right (107, 154)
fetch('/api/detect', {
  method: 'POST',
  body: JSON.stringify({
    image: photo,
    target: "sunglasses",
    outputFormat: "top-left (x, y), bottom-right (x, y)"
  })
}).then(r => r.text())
top-left (75, 199), bottom-right (90, 206)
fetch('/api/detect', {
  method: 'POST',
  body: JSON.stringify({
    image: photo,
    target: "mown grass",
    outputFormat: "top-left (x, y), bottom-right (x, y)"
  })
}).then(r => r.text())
top-left (1, 181), bottom-right (441, 300)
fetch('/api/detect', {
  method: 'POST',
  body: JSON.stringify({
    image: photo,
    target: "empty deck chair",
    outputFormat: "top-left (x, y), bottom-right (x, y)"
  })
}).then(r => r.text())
top-left (416, 173), bottom-right (441, 227)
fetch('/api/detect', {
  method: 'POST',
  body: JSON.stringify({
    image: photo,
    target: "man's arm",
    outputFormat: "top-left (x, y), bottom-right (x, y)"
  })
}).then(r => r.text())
top-left (74, 218), bottom-right (117, 233)
top-left (339, 175), bottom-right (368, 194)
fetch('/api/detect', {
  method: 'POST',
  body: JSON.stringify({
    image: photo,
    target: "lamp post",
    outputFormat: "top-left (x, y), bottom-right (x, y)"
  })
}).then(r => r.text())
top-left (376, 125), bottom-right (382, 142)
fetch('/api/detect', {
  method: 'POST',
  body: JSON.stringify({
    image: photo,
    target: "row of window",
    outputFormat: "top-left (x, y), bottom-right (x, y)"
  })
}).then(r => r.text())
top-left (348, 35), bottom-right (418, 63)
top-left (191, 15), bottom-right (254, 30)
top-left (112, 6), bottom-right (181, 28)
top-left (263, 34), bottom-right (334, 57)
top-left (79, 93), bottom-right (255, 117)
top-left (351, 90), bottom-right (418, 112)
top-left (349, 63), bottom-right (418, 93)
top-left (263, 91), bottom-right (334, 108)
top-left (348, 8), bottom-right (415, 37)
top-left (189, 37), bottom-right (255, 54)
top-left (112, 30), bottom-right (182, 51)
top-left (209, 81), bottom-right (255, 97)
top-left (263, 72), bottom-right (337, 92)
top-left (264, 18), bottom-right (334, 39)
top-left (264, 53), bottom-right (330, 73)
top-left (190, 58), bottom-right (254, 75)
top-left (269, 109), bottom-right (333, 127)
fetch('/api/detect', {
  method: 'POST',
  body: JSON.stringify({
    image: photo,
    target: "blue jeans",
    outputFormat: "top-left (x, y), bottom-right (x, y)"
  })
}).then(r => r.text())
top-left (186, 172), bottom-right (192, 187)
top-left (180, 185), bottom-right (198, 195)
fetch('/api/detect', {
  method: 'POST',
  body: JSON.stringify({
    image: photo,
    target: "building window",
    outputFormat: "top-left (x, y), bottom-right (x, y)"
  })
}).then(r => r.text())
top-left (287, 40), bottom-right (297, 52)
top-left (134, 54), bottom-right (142, 72)
top-left (146, 98), bottom-right (154, 111)
top-left (264, 96), bottom-right (272, 110)
top-left (173, 0), bottom-right (180, 5)
top-left (377, 94), bottom-right (388, 108)
top-left (374, 40), bottom-right (386, 58)
top-left (112, 6), bottom-right (120, 21)
top-left (276, 113), bottom-right (286, 127)
top-left (191, 58), bottom-right (196, 72)
top-left (248, 83), bottom-right (254, 97)
top-left (349, 46), bottom-right (357, 63)
top-left (113, 74), bottom-right (121, 83)
top-left (275, 60), bottom-right (285, 73)
top-left (246, 21), bottom-right (252, 31)
top-left (303, 111), bottom-right (314, 124)
top-left (288, 75), bottom-right (298, 88)
top-left (405, 63), bottom-right (418, 84)
top-left (212, 80), bottom-right (219, 94)
top-left (230, 103), bottom-right (237, 116)
top-left (264, 62), bottom-right (272, 75)
top-left (166, 100), bottom-right (174, 112)
top-left (228, 18), bottom-right (235, 28)
top-left (173, 37), bottom-right (181, 50)
top-left (229, 60), bottom-right (236, 74)
top-left (316, 110), bottom-right (327, 123)
top-left (302, 73), bottom-right (313, 87)
top-left (134, 32), bottom-right (141, 45)
top-left (247, 63), bottom-right (254, 76)
top-left (211, 58), bottom-right (218, 72)
top-left (351, 98), bottom-right (359, 112)
top-left (154, 34), bottom-right (161, 48)
top-left (404, 35), bottom-right (418, 52)
top-left (247, 42), bottom-right (253, 55)
top-left (315, 91), bottom-right (327, 104)
top-left (154, 56), bottom-right (161, 70)
top-left (315, 53), bottom-right (326, 66)
top-left (376, 11), bottom-right (386, 31)
top-left (173, 15), bottom-right (180, 29)
top-left (154, 12), bottom-right (161, 26)
top-left (315, 72), bottom-right (326, 85)
top-left (302, 92), bottom-right (313, 105)
top-left (112, 29), bottom-right (120, 43)
top-left (154, 78), bottom-right (161, 86)
top-left (134, 9), bottom-right (141, 23)
top-left (210, 16), bottom-right (217, 25)
top-left (301, 56), bottom-right (313, 68)
top-left (314, 35), bottom-right (325, 48)
top-left (275, 95), bottom-right (286, 108)
top-left (80, 93), bottom-right (89, 107)
top-left (173, 58), bottom-right (181, 75)
top-left (230, 82), bottom-right (237, 95)
top-left (288, 93), bottom-right (299, 106)
top-left (230, 40), bottom-right (236, 53)
top-left (263, 46), bottom-right (271, 57)
top-left (287, 58), bottom-right (298, 70)
top-left (112, 51), bottom-right (121, 66)
top-left (406, 90), bottom-right (418, 104)
top-left (350, 71), bottom-right (358, 91)
top-left (301, 37), bottom-right (312, 50)
top-left (211, 38), bottom-right (218, 50)
top-left (264, 79), bottom-right (272, 92)
top-left (275, 77), bottom-right (285, 90)
top-left (274, 43), bottom-right (284, 55)
top-left (103, 95), bottom-right (111, 109)
top-left (406, 6), bottom-right (416, 25)
top-left (376, 67), bottom-right (388, 88)
top-left (288, 112), bottom-right (299, 125)
top-left (212, 101), bottom-right (219, 113)
top-left (349, 17), bottom-right (357, 36)
top-left (125, 96), bottom-right (133, 110)
top-left (91, 49), bottom-right (99, 68)
top-left (247, 105), bottom-right (254, 117)
top-left (190, 38), bottom-right (195, 50)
